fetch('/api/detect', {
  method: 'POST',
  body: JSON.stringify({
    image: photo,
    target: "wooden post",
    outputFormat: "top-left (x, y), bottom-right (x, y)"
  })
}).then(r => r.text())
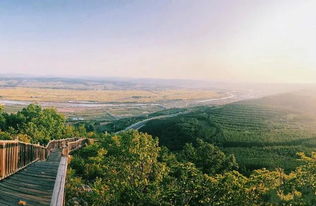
top-left (0, 142), bottom-right (5, 178)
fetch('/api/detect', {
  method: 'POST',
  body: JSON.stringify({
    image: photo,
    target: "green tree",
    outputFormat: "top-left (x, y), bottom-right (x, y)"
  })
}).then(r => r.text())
top-left (178, 139), bottom-right (238, 175)
top-left (0, 104), bottom-right (71, 144)
top-left (67, 131), bottom-right (169, 206)
top-left (16, 105), bottom-right (66, 144)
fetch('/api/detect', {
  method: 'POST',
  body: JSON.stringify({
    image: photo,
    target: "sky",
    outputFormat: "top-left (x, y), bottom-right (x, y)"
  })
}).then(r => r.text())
top-left (0, 0), bottom-right (316, 83)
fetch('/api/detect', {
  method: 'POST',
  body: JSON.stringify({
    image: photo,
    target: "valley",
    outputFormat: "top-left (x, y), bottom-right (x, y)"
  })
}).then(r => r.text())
top-left (0, 77), bottom-right (263, 122)
top-left (2, 78), bottom-right (316, 205)
top-left (98, 91), bottom-right (316, 174)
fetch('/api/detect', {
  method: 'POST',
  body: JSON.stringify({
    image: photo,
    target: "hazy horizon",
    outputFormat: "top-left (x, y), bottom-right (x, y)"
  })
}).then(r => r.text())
top-left (1, 0), bottom-right (316, 83)
top-left (1, 73), bottom-right (316, 85)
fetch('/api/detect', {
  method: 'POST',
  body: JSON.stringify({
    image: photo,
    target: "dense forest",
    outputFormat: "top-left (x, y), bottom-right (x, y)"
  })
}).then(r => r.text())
top-left (140, 103), bottom-right (316, 173)
top-left (65, 94), bottom-right (316, 205)
top-left (1, 95), bottom-right (316, 205)
top-left (66, 130), bottom-right (316, 206)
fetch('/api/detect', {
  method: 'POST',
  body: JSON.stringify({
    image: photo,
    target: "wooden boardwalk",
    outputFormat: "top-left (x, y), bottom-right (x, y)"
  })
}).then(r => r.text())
top-left (0, 150), bottom-right (61, 206)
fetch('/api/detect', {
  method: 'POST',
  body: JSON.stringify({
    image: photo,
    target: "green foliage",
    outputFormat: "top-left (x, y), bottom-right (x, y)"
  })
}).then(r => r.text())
top-left (0, 131), bottom-right (12, 140)
top-left (67, 131), bottom-right (169, 205)
top-left (0, 104), bottom-right (86, 144)
top-left (20, 105), bottom-right (66, 143)
top-left (160, 162), bottom-right (207, 205)
top-left (140, 114), bottom-right (222, 150)
top-left (60, 93), bottom-right (316, 205)
top-left (140, 103), bottom-right (316, 172)
top-left (101, 116), bottom-right (146, 133)
top-left (66, 130), bottom-right (316, 205)
top-left (100, 108), bottom-right (187, 133)
top-left (178, 139), bottom-right (238, 175)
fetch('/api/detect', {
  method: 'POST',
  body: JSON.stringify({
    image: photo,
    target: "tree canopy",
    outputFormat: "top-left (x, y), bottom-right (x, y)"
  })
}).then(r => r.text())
top-left (0, 104), bottom-right (86, 144)
top-left (66, 131), bottom-right (316, 206)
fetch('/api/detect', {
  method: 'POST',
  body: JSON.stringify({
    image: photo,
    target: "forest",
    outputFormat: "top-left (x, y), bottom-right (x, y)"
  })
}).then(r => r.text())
top-left (140, 102), bottom-right (316, 173)
top-left (2, 0), bottom-right (315, 205)
top-left (1, 95), bottom-right (316, 205)
top-left (65, 93), bottom-right (316, 205)
top-left (66, 130), bottom-right (316, 206)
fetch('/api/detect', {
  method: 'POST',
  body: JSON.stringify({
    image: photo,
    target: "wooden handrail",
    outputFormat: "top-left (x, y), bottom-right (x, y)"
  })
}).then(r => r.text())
top-left (0, 137), bottom-right (86, 181)
top-left (51, 138), bottom-right (88, 206)
top-left (0, 141), bottom-right (46, 180)
top-left (0, 137), bottom-right (88, 206)
top-left (50, 156), bottom-right (68, 206)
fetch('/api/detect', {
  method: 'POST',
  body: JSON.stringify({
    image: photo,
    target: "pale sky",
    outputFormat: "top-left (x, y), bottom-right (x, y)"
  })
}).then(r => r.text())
top-left (0, 0), bottom-right (316, 83)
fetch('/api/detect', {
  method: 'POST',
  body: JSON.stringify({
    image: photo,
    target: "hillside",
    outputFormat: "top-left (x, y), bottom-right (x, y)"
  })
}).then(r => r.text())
top-left (140, 92), bottom-right (316, 173)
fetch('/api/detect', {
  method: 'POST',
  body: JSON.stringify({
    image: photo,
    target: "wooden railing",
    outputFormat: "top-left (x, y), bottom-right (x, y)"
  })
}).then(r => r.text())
top-left (46, 137), bottom-right (82, 158)
top-left (51, 138), bottom-right (88, 206)
top-left (0, 137), bottom-right (87, 181)
top-left (0, 141), bottom-right (45, 180)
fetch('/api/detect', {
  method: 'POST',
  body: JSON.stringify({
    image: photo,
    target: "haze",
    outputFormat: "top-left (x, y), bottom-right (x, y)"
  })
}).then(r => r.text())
top-left (0, 0), bottom-right (315, 83)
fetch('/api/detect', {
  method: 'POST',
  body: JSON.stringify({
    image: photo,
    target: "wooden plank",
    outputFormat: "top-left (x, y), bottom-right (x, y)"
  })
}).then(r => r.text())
top-left (0, 138), bottom-right (87, 205)
top-left (0, 151), bottom-right (61, 206)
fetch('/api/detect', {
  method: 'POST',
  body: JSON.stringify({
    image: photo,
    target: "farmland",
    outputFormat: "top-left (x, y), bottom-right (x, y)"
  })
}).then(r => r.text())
top-left (0, 87), bottom-right (221, 103)
top-left (0, 77), bottom-right (244, 121)
top-left (0, 87), bottom-right (223, 122)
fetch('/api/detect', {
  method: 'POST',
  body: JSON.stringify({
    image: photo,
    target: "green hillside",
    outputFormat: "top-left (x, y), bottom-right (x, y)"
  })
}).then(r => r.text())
top-left (140, 93), bottom-right (316, 173)
top-left (65, 92), bottom-right (316, 205)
